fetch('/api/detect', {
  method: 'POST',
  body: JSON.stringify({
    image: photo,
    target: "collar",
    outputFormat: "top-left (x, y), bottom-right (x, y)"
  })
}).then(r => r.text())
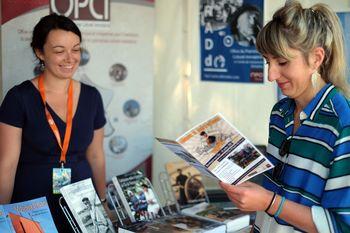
top-left (299, 83), bottom-right (335, 121)
top-left (277, 83), bottom-right (335, 136)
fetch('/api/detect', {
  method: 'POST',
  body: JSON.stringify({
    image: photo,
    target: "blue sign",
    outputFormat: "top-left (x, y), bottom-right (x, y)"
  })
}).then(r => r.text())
top-left (200, 0), bottom-right (264, 83)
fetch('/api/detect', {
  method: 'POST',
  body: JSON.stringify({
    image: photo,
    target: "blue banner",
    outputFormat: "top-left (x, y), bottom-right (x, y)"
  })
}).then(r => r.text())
top-left (200, 0), bottom-right (264, 83)
top-left (337, 12), bottom-right (350, 82)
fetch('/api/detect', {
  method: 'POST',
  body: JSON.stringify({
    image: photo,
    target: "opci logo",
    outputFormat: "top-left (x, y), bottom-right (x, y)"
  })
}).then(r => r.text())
top-left (50, 0), bottom-right (110, 21)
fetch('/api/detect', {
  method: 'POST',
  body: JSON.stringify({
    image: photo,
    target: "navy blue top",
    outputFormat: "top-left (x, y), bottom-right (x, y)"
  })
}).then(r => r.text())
top-left (0, 80), bottom-right (106, 232)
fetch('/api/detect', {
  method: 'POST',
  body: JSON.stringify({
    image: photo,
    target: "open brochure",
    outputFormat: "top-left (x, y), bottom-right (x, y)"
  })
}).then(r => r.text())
top-left (157, 113), bottom-right (273, 185)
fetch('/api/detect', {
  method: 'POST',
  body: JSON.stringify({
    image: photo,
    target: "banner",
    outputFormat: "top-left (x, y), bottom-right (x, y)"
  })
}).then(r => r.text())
top-left (337, 12), bottom-right (350, 82)
top-left (200, 0), bottom-right (264, 83)
top-left (1, 0), bottom-right (154, 180)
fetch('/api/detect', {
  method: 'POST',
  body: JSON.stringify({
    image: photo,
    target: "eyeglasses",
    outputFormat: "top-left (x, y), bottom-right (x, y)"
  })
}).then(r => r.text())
top-left (272, 138), bottom-right (291, 181)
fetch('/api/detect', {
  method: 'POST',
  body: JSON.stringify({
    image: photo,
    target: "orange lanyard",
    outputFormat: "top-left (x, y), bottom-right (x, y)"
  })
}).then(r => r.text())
top-left (38, 75), bottom-right (73, 164)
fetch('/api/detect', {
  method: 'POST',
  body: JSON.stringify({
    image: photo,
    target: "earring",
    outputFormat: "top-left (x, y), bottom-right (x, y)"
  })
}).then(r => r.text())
top-left (311, 70), bottom-right (320, 89)
top-left (40, 60), bottom-right (45, 72)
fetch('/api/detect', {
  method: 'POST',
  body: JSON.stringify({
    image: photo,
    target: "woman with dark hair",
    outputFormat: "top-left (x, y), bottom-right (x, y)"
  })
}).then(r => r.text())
top-left (0, 13), bottom-right (107, 232)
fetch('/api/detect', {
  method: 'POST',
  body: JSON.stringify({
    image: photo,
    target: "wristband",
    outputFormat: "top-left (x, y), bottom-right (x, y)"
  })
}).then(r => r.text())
top-left (265, 192), bottom-right (277, 212)
top-left (100, 198), bottom-right (107, 203)
top-left (274, 196), bottom-right (286, 218)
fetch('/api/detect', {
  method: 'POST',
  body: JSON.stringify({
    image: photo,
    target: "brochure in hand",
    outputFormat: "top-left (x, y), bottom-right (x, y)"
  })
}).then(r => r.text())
top-left (1, 196), bottom-right (58, 233)
top-left (60, 178), bottom-right (116, 233)
top-left (157, 113), bottom-right (273, 185)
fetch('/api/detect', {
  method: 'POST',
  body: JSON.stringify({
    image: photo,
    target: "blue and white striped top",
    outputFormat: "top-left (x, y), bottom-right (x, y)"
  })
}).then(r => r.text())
top-left (254, 83), bottom-right (350, 233)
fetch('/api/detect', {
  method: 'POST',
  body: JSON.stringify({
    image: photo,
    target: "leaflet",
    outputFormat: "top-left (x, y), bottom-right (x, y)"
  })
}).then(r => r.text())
top-left (156, 113), bottom-right (273, 185)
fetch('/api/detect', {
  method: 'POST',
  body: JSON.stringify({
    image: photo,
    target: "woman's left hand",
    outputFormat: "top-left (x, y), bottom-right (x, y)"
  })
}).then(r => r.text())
top-left (219, 181), bottom-right (273, 212)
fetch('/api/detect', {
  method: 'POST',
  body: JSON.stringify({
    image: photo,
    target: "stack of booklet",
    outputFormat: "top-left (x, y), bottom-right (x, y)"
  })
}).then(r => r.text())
top-left (113, 169), bottom-right (227, 233)
top-left (114, 167), bottom-right (251, 233)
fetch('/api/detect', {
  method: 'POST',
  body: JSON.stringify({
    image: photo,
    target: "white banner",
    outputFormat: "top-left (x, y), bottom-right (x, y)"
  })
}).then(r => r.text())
top-left (1, 0), bottom-right (154, 180)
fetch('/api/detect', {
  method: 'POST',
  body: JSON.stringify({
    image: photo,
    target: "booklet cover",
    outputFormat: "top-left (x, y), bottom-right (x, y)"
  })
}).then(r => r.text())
top-left (2, 196), bottom-right (58, 233)
top-left (157, 113), bottom-right (273, 185)
top-left (60, 178), bottom-right (116, 233)
top-left (112, 170), bottom-right (161, 223)
top-left (0, 206), bottom-right (14, 233)
top-left (165, 161), bottom-right (206, 208)
top-left (181, 202), bottom-right (250, 232)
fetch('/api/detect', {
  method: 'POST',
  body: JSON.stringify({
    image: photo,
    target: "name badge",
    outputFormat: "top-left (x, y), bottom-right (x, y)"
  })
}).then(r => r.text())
top-left (52, 167), bottom-right (71, 194)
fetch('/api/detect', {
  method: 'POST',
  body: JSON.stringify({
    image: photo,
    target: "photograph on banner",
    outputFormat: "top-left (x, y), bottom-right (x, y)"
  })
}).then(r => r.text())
top-left (200, 0), bottom-right (264, 83)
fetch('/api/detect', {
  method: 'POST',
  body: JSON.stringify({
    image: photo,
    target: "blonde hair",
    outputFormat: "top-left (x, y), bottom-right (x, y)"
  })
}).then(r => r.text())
top-left (256, 1), bottom-right (349, 97)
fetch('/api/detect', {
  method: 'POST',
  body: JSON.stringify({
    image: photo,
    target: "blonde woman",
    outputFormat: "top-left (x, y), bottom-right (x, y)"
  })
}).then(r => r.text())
top-left (220, 1), bottom-right (350, 232)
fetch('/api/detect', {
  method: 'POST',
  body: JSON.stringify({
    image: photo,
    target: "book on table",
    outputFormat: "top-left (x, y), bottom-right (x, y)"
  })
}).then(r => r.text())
top-left (112, 170), bottom-right (162, 223)
top-left (157, 113), bottom-right (273, 185)
top-left (165, 161), bottom-right (207, 209)
top-left (0, 196), bottom-right (58, 233)
top-left (60, 178), bottom-right (116, 233)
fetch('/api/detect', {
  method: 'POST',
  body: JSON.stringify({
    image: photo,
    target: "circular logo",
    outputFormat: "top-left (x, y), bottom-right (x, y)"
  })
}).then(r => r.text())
top-left (109, 135), bottom-right (128, 154)
top-left (223, 35), bottom-right (234, 47)
top-left (123, 99), bottom-right (140, 118)
top-left (109, 63), bottom-right (128, 82)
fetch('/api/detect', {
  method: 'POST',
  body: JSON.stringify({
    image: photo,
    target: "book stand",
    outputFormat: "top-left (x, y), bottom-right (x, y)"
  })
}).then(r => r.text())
top-left (159, 171), bottom-right (180, 214)
top-left (58, 196), bottom-right (82, 233)
top-left (107, 183), bottom-right (128, 227)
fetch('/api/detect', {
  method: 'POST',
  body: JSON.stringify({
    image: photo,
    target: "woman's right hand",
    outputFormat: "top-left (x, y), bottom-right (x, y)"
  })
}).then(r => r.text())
top-left (219, 181), bottom-right (273, 212)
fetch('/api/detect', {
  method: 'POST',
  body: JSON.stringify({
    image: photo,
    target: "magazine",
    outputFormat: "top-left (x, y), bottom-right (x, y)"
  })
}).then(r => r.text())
top-left (165, 161), bottom-right (206, 209)
top-left (1, 196), bottom-right (58, 233)
top-left (181, 202), bottom-right (250, 232)
top-left (60, 178), bottom-right (116, 233)
top-left (112, 170), bottom-right (161, 223)
top-left (157, 113), bottom-right (273, 185)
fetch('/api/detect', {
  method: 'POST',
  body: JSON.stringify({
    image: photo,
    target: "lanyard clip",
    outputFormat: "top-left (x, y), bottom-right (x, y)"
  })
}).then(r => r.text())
top-left (60, 162), bottom-right (65, 170)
